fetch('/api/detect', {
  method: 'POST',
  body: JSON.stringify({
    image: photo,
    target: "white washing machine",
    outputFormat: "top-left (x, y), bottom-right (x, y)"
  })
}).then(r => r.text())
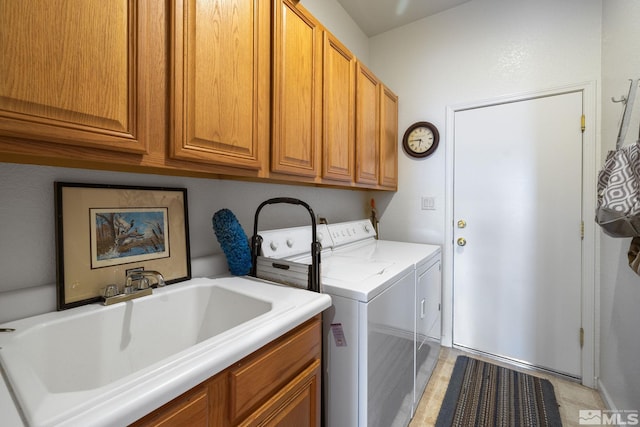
top-left (256, 220), bottom-right (441, 427)
top-left (326, 220), bottom-right (442, 417)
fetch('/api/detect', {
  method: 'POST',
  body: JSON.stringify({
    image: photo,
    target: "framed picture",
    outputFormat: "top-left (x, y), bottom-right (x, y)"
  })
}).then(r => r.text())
top-left (55, 182), bottom-right (191, 310)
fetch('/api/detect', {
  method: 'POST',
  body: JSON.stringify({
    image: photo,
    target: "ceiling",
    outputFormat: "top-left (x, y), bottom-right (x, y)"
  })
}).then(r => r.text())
top-left (336, 0), bottom-right (472, 36)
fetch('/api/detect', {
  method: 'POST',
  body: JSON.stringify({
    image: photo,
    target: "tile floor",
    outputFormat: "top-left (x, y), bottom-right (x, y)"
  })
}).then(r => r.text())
top-left (410, 347), bottom-right (606, 427)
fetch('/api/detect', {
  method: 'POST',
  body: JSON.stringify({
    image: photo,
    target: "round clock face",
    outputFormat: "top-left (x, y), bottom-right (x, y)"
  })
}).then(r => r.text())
top-left (402, 122), bottom-right (439, 158)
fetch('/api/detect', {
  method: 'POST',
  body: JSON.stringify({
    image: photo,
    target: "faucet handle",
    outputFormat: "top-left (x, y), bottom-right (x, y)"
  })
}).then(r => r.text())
top-left (103, 284), bottom-right (120, 298)
top-left (123, 275), bottom-right (139, 294)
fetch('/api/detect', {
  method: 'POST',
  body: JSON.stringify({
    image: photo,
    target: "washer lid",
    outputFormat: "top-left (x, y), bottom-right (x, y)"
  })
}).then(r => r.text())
top-left (313, 254), bottom-right (413, 301)
top-left (334, 240), bottom-right (441, 267)
top-left (320, 256), bottom-right (394, 282)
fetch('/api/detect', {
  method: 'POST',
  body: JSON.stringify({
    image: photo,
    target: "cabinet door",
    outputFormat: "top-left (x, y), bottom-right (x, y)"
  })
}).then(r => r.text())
top-left (322, 32), bottom-right (355, 182)
top-left (229, 316), bottom-right (321, 422)
top-left (171, 0), bottom-right (269, 170)
top-left (239, 360), bottom-right (321, 427)
top-left (0, 0), bottom-right (147, 153)
top-left (355, 62), bottom-right (380, 185)
top-left (379, 85), bottom-right (398, 189)
top-left (271, 0), bottom-right (322, 177)
top-left (130, 385), bottom-right (209, 427)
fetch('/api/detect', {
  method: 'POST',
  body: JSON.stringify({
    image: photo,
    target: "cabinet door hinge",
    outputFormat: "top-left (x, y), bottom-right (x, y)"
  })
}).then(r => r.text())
top-left (580, 221), bottom-right (584, 240)
top-left (580, 327), bottom-right (584, 348)
top-left (581, 114), bottom-right (586, 133)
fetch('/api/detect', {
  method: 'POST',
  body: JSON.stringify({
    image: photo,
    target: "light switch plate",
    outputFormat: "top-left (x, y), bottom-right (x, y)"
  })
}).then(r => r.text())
top-left (421, 196), bottom-right (436, 210)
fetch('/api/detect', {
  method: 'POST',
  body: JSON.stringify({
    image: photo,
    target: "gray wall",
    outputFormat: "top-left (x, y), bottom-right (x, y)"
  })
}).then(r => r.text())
top-left (0, 162), bottom-right (368, 321)
top-left (600, 0), bottom-right (640, 411)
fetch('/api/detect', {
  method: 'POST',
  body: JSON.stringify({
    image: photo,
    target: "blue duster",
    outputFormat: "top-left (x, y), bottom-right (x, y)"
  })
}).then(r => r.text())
top-left (212, 209), bottom-right (252, 276)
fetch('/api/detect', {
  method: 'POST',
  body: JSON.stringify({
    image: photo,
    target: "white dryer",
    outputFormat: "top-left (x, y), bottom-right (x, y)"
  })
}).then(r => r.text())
top-left (326, 220), bottom-right (442, 417)
top-left (256, 220), bottom-right (441, 427)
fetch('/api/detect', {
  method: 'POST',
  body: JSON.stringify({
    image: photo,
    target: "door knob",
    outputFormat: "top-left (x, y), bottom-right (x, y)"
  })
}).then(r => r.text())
top-left (457, 237), bottom-right (467, 247)
top-left (457, 220), bottom-right (466, 228)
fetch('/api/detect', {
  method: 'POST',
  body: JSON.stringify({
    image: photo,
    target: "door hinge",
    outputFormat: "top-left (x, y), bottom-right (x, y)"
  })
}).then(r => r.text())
top-left (581, 114), bottom-right (586, 133)
top-left (580, 221), bottom-right (584, 240)
top-left (580, 327), bottom-right (584, 348)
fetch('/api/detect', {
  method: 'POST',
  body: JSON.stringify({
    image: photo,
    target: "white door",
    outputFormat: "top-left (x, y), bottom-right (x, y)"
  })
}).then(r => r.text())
top-left (453, 91), bottom-right (583, 378)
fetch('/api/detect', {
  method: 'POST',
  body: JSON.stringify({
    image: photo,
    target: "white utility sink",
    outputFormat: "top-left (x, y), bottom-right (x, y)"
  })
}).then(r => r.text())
top-left (0, 276), bottom-right (331, 427)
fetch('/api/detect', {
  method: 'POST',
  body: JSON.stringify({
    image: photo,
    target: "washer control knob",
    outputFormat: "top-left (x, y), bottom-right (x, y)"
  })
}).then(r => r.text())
top-left (286, 238), bottom-right (294, 248)
top-left (270, 241), bottom-right (279, 251)
top-left (364, 224), bottom-right (371, 232)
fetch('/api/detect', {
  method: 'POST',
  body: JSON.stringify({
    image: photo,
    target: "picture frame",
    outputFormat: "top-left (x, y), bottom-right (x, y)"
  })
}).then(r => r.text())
top-left (55, 182), bottom-right (191, 310)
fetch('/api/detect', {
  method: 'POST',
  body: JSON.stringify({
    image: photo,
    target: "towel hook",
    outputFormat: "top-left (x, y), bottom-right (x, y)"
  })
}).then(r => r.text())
top-left (614, 78), bottom-right (639, 150)
top-left (612, 78), bottom-right (638, 104)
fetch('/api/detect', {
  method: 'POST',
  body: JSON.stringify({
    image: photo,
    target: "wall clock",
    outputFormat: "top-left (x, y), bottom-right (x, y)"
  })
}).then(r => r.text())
top-left (402, 121), bottom-right (439, 158)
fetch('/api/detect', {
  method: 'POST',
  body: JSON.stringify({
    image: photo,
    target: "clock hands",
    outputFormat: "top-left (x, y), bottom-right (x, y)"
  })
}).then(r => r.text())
top-left (410, 137), bottom-right (433, 150)
top-left (409, 138), bottom-right (424, 149)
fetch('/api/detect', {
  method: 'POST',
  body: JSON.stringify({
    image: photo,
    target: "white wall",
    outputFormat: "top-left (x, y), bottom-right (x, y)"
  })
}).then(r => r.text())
top-left (301, 0), bottom-right (370, 64)
top-left (368, 1), bottom-right (603, 384)
top-left (368, 0), bottom-right (602, 245)
top-left (600, 0), bottom-right (640, 411)
top-left (366, 0), bottom-right (639, 412)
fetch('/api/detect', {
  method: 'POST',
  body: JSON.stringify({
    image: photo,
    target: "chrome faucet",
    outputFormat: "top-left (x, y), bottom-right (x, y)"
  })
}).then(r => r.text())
top-left (124, 270), bottom-right (166, 293)
top-left (101, 270), bottom-right (165, 305)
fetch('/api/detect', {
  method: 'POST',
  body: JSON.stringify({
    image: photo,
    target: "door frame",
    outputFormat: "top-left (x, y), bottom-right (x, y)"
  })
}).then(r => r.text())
top-left (442, 82), bottom-right (598, 388)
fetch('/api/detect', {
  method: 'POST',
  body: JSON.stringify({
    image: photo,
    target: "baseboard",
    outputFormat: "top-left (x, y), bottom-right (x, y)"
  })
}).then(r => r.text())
top-left (597, 378), bottom-right (617, 411)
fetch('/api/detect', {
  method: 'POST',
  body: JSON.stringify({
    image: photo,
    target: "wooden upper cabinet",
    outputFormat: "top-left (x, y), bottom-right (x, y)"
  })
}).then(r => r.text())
top-left (0, 0), bottom-right (397, 191)
top-left (271, 0), bottom-right (322, 178)
top-left (322, 32), bottom-right (355, 183)
top-left (170, 0), bottom-right (270, 170)
top-left (0, 0), bottom-right (147, 153)
top-left (379, 84), bottom-right (398, 189)
top-left (355, 62), bottom-right (380, 185)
